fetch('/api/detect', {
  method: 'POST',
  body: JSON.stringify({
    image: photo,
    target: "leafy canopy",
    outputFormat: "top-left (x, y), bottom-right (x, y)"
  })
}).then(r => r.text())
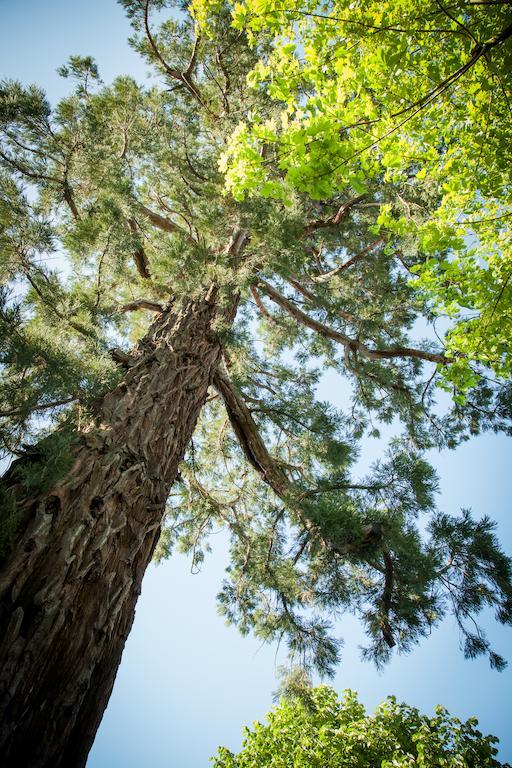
top-left (213, 679), bottom-right (509, 767)
top-left (191, 0), bottom-right (512, 390)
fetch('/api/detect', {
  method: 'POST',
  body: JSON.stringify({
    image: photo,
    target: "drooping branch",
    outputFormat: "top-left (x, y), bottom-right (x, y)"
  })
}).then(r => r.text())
top-left (214, 368), bottom-right (387, 549)
top-left (213, 366), bottom-right (291, 498)
top-left (257, 278), bottom-right (451, 365)
top-left (213, 366), bottom-right (406, 648)
top-left (381, 549), bottom-right (396, 648)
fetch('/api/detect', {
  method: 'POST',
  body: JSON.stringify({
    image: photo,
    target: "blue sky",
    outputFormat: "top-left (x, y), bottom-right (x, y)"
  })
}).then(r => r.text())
top-left (1, 2), bottom-right (511, 765)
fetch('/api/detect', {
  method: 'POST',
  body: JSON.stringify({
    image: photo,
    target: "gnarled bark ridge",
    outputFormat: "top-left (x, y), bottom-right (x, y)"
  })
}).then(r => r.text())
top-left (0, 287), bottom-right (230, 768)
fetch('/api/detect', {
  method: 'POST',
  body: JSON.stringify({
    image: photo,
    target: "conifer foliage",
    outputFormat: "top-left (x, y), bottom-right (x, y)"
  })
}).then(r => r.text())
top-left (0, 1), bottom-right (511, 764)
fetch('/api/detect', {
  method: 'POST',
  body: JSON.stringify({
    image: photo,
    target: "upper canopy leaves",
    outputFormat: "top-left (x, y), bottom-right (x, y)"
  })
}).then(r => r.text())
top-left (190, 0), bottom-right (512, 388)
top-left (213, 684), bottom-right (507, 767)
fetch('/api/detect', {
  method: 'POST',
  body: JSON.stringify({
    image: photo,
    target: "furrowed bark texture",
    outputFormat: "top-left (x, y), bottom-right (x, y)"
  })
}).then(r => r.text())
top-left (0, 288), bottom-right (229, 768)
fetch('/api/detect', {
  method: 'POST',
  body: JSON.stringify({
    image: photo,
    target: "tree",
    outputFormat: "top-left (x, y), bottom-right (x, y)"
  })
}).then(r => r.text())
top-left (0, 2), bottom-right (511, 766)
top-left (192, 0), bottom-right (512, 391)
top-left (212, 677), bottom-right (509, 767)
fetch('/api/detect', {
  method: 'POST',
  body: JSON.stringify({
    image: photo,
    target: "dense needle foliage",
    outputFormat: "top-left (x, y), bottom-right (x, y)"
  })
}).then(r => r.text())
top-left (1, 0), bottom-right (511, 674)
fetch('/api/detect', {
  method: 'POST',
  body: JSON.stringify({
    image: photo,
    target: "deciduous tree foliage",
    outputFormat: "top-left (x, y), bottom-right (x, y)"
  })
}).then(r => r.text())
top-left (0, 1), bottom-right (511, 765)
top-left (191, 0), bottom-right (512, 389)
top-left (213, 676), bottom-right (509, 767)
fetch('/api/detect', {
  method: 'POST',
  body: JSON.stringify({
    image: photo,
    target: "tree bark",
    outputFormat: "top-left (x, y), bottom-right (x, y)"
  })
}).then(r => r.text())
top-left (0, 286), bottom-right (232, 768)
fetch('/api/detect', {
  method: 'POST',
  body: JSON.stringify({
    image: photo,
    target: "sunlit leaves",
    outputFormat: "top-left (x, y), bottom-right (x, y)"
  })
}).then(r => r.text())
top-left (213, 686), bottom-right (506, 767)
top-left (193, 0), bottom-right (512, 388)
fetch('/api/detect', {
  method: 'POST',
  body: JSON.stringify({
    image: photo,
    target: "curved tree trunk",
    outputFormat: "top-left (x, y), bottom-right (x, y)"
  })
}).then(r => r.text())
top-left (0, 287), bottom-right (231, 768)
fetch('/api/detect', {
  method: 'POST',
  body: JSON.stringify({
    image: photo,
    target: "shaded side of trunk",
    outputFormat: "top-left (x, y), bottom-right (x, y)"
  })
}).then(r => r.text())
top-left (0, 288), bottom-right (227, 768)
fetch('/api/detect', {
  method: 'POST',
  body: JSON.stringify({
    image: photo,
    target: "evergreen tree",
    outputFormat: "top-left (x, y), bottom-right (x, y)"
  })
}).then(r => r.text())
top-left (0, 2), bottom-right (511, 765)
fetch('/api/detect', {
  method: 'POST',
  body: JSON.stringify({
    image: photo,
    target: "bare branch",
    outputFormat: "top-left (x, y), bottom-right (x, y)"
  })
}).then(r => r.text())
top-left (184, 32), bottom-right (201, 79)
top-left (216, 47), bottom-right (232, 112)
top-left (224, 227), bottom-right (250, 263)
top-left (251, 284), bottom-right (277, 323)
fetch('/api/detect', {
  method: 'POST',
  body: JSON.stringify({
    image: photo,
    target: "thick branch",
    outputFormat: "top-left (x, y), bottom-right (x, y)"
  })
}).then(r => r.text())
top-left (63, 182), bottom-right (80, 221)
top-left (303, 195), bottom-right (365, 237)
top-left (257, 278), bottom-right (451, 365)
top-left (224, 227), bottom-right (250, 262)
top-left (128, 218), bottom-right (151, 279)
top-left (213, 368), bottom-right (387, 558)
top-left (213, 366), bottom-right (291, 498)
top-left (116, 299), bottom-right (164, 313)
top-left (137, 202), bottom-right (197, 246)
top-left (184, 33), bottom-right (201, 79)
top-left (109, 347), bottom-right (135, 368)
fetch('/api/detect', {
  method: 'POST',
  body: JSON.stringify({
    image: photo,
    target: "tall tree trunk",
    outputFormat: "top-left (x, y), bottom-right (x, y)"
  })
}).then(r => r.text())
top-left (0, 286), bottom-right (231, 768)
